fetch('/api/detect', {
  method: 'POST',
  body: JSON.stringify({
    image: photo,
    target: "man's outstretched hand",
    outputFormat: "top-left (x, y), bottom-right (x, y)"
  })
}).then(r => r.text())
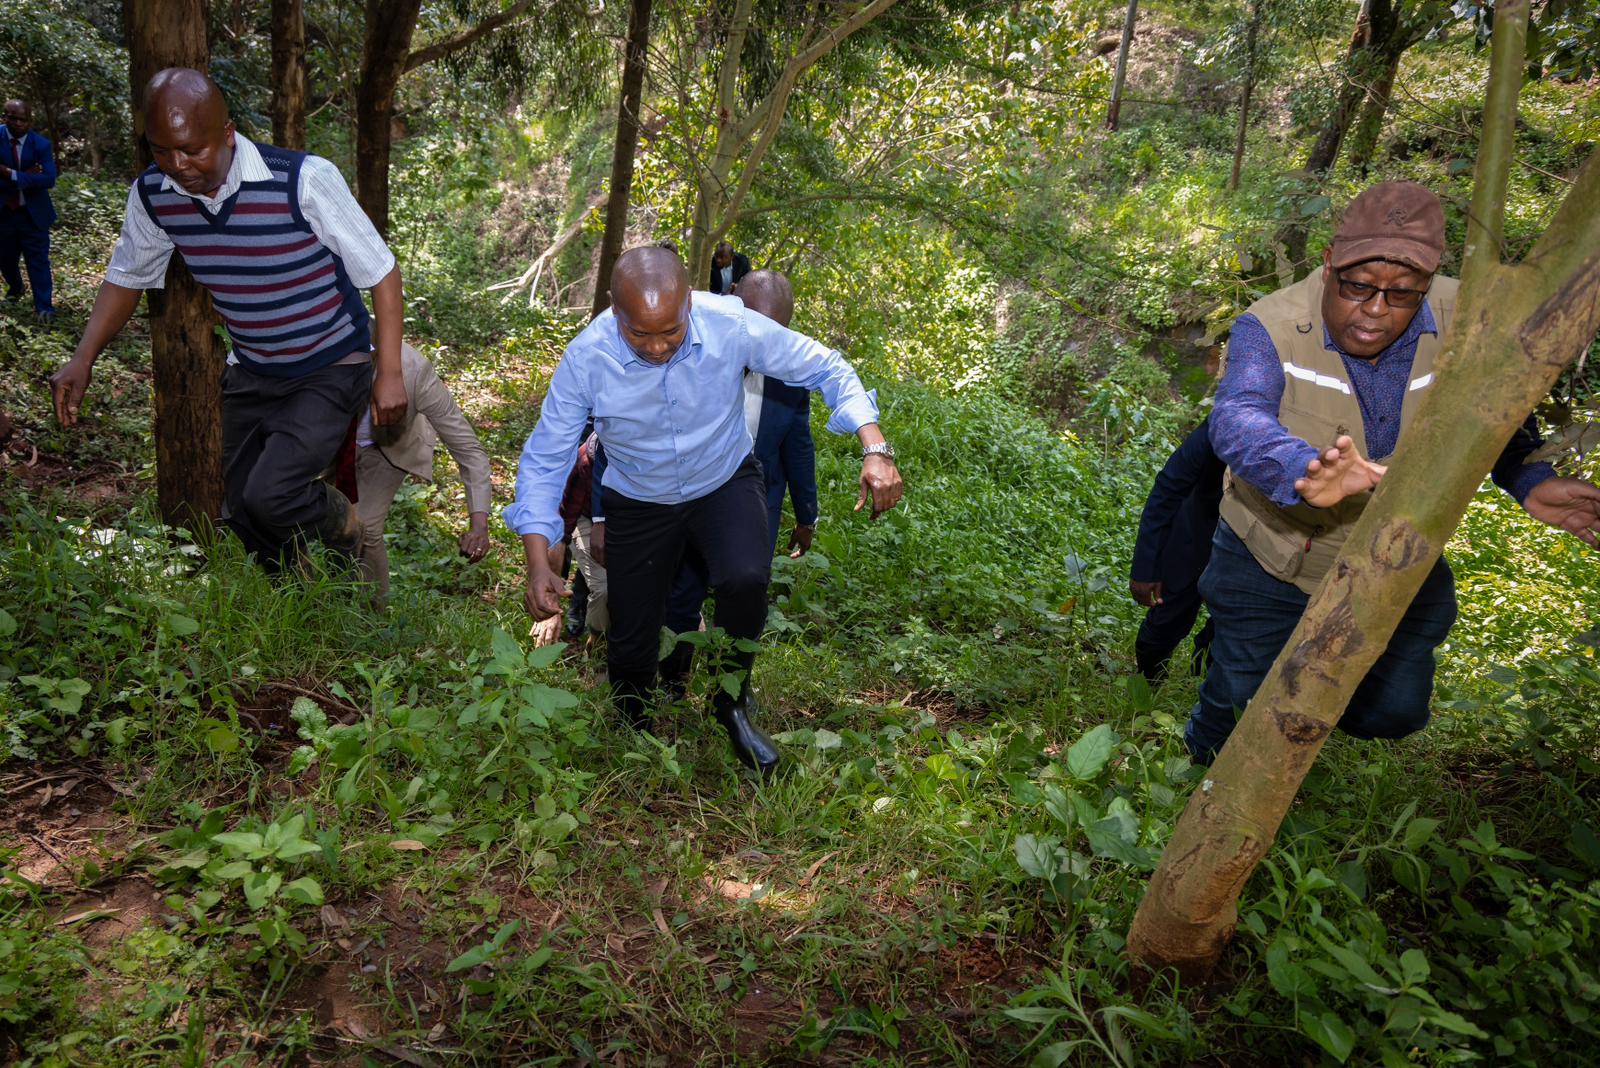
top-left (1294, 434), bottom-right (1387, 507)
top-left (1522, 476), bottom-right (1600, 548)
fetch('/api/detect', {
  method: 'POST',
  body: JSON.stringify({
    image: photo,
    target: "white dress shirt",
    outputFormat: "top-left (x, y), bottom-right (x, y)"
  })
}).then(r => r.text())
top-left (104, 135), bottom-right (395, 291)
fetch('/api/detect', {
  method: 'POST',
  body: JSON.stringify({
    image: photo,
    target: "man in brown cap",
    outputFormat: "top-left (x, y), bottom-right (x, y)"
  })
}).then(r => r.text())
top-left (1183, 180), bottom-right (1600, 761)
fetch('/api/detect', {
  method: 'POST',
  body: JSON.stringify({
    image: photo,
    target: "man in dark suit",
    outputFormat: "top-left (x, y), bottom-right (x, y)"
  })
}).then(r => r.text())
top-left (708, 241), bottom-right (750, 294)
top-left (1129, 417), bottom-right (1225, 684)
top-left (0, 100), bottom-right (58, 322)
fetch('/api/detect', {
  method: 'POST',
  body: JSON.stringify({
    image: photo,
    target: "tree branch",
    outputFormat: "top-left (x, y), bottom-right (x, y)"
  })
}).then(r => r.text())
top-left (1462, 0), bottom-right (1528, 288)
top-left (403, 0), bottom-right (541, 73)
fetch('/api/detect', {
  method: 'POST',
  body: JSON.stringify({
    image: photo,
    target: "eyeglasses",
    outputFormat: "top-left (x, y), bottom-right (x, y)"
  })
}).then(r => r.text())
top-left (1335, 273), bottom-right (1428, 309)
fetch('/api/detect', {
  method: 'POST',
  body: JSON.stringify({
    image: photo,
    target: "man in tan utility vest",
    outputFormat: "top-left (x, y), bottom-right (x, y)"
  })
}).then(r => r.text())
top-left (1186, 180), bottom-right (1600, 761)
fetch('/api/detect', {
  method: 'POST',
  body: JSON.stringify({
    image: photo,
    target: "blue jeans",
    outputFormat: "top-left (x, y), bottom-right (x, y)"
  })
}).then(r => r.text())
top-left (1183, 520), bottom-right (1457, 762)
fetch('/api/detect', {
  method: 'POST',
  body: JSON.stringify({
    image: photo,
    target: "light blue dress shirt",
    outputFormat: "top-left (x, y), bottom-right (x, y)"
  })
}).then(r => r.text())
top-left (504, 293), bottom-right (880, 544)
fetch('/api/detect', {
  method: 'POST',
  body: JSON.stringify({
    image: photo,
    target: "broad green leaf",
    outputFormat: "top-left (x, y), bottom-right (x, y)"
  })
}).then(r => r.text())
top-left (813, 729), bottom-right (844, 750)
top-left (215, 860), bottom-right (254, 880)
top-left (283, 877), bottom-right (324, 905)
top-left (211, 831), bottom-right (265, 855)
top-left (205, 726), bottom-right (240, 754)
top-left (1398, 949), bottom-right (1429, 987)
top-left (0, 607), bottom-right (16, 637)
top-left (1300, 195), bottom-right (1332, 217)
top-left (1065, 724), bottom-right (1116, 781)
top-left (1569, 823), bottom-right (1600, 870)
top-left (273, 840), bottom-right (322, 861)
top-left (167, 614), bottom-right (200, 636)
top-left (1013, 833), bottom-right (1061, 879)
top-left (526, 643), bottom-right (565, 670)
top-left (242, 871), bottom-right (282, 910)
top-left (1403, 817), bottom-right (1441, 850)
top-left (1299, 1009), bottom-right (1355, 1062)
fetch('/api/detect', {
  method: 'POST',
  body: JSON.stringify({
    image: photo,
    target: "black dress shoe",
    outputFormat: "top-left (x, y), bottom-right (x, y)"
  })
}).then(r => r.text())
top-left (712, 688), bottom-right (780, 778)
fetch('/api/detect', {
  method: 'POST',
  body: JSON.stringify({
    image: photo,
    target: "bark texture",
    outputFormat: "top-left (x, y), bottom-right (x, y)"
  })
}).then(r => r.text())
top-left (270, 0), bottom-right (307, 150)
top-left (1128, 0), bottom-right (1600, 981)
top-left (125, 0), bottom-right (227, 529)
top-left (1106, 0), bottom-right (1139, 131)
top-left (355, 0), bottom-right (423, 237)
top-left (593, 0), bottom-right (655, 316)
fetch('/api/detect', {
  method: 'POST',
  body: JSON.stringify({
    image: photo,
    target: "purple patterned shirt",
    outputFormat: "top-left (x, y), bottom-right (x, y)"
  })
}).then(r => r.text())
top-left (1210, 300), bottom-right (1553, 508)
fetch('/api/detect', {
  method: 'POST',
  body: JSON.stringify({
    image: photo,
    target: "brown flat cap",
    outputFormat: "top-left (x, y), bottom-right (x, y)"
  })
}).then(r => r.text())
top-left (1329, 180), bottom-right (1445, 273)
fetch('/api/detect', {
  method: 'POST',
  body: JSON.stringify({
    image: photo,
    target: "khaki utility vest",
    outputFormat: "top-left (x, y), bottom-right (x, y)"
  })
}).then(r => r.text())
top-left (1219, 271), bottom-right (1457, 593)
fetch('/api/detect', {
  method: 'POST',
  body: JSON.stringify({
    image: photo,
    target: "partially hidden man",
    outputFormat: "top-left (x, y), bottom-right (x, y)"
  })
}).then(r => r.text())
top-left (50, 68), bottom-right (407, 568)
top-left (507, 246), bottom-right (903, 777)
top-left (1189, 180), bottom-right (1600, 762)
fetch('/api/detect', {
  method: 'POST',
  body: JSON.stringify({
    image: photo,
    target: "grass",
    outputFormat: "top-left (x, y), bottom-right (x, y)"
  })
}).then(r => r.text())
top-left (5, 24), bottom-right (1600, 1065)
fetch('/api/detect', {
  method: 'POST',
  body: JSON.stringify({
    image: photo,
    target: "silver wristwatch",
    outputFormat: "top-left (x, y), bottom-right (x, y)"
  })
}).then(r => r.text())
top-left (862, 442), bottom-right (895, 460)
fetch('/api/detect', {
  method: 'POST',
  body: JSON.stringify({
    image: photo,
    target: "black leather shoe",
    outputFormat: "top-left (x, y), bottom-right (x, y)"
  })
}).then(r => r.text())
top-left (712, 688), bottom-right (780, 778)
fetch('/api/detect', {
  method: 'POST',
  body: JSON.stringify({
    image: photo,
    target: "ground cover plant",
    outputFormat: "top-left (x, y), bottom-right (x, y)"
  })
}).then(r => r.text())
top-left (3, 1), bottom-right (1600, 1064)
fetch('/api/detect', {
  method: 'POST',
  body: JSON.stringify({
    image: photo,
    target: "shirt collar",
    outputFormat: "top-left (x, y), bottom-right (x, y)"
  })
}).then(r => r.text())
top-left (159, 133), bottom-right (272, 203)
top-left (1323, 297), bottom-right (1438, 360)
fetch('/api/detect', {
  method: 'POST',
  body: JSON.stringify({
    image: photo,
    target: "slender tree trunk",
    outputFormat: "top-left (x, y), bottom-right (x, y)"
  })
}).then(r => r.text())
top-left (270, 0), bottom-right (307, 150)
top-left (1229, 0), bottom-right (1262, 191)
top-left (1126, 0), bottom-right (1600, 982)
top-left (355, 0), bottom-right (422, 237)
top-left (593, 0), bottom-right (654, 316)
top-left (124, 0), bottom-right (227, 529)
top-left (1106, 0), bottom-right (1139, 130)
top-left (1345, 49), bottom-right (1401, 174)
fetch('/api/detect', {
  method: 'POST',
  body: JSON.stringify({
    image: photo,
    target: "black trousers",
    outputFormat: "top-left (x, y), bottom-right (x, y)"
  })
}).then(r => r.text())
top-left (1135, 579), bottom-right (1214, 681)
top-left (603, 456), bottom-right (771, 692)
top-left (220, 360), bottom-right (371, 565)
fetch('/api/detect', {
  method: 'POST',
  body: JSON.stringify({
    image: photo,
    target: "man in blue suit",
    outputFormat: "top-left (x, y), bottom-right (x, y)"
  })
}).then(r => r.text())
top-left (1128, 416), bottom-right (1225, 684)
top-left (0, 100), bottom-right (58, 321)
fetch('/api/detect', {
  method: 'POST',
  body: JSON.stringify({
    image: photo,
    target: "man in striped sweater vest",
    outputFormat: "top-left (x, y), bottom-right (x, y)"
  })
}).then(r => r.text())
top-left (50, 68), bottom-right (408, 570)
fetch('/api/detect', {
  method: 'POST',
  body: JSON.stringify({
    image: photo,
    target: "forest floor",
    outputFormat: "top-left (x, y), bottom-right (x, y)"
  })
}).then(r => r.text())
top-left (6, 27), bottom-right (1600, 1063)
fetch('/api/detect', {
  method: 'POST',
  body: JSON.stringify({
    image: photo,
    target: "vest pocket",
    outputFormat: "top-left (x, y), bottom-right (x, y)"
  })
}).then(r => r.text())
top-left (1234, 507), bottom-right (1308, 584)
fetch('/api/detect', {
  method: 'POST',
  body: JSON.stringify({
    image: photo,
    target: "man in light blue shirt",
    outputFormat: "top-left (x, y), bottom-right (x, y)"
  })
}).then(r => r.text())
top-left (506, 247), bottom-right (903, 776)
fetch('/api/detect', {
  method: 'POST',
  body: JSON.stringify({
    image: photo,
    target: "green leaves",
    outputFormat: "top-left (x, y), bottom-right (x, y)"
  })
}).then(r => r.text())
top-left (1065, 724), bottom-right (1117, 781)
top-left (1014, 833), bottom-right (1062, 879)
top-left (447, 920), bottom-right (522, 973)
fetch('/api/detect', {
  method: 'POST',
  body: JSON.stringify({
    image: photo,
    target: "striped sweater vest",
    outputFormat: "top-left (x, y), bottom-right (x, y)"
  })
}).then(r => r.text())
top-left (135, 148), bottom-right (371, 378)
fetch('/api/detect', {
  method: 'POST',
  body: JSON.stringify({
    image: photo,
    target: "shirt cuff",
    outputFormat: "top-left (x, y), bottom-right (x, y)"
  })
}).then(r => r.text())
top-left (824, 388), bottom-right (879, 435)
top-left (1508, 462), bottom-right (1558, 505)
top-left (103, 267), bottom-right (164, 290)
top-left (347, 249), bottom-right (397, 291)
top-left (502, 500), bottom-right (562, 543)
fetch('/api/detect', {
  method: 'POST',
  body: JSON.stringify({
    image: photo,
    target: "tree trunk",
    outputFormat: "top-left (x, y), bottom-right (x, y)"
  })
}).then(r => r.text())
top-left (593, 0), bottom-right (654, 316)
top-left (1345, 49), bottom-right (1401, 174)
top-left (355, 0), bottom-right (422, 237)
top-left (1229, 0), bottom-right (1261, 191)
top-left (125, 0), bottom-right (227, 530)
top-left (1126, 0), bottom-right (1600, 982)
top-left (270, 0), bottom-right (307, 150)
top-left (1106, 0), bottom-right (1139, 131)
top-left (686, 0), bottom-right (902, 283)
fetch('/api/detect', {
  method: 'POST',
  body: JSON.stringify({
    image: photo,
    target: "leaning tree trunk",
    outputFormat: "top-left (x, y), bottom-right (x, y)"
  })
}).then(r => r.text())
top-left (125, 0), bottom-right (227, 530)
top-left (1106, 0), bottom-right (1139, 131)
top-left (593, 0), bottom-right (654, 316)
top-left (355, 0), bottom-right (423, 237)
top-left (1229, 0), bottom-right (1262, 191)
top-left (1345, 49), bottom-right (1401, 174)
top-left (270, 0), bottom-right (307, 150)
top-left (1126, 0), bottom-right (1600, 981)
